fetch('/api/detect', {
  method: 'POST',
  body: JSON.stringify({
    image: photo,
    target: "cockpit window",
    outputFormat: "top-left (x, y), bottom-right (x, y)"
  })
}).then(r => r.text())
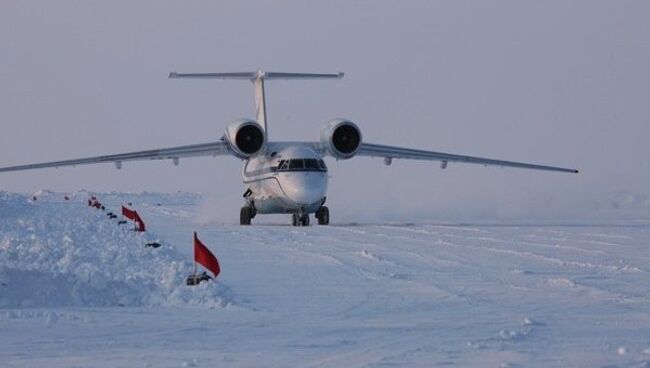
top-left (289, 159), bottom-right (304, 169)
top-left (304, 159), bottom-right (319, 169)
top-left (276, 158), bottom-right (327, 172)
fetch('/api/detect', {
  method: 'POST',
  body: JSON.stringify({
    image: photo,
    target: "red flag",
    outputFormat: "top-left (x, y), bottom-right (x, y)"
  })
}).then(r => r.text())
top-left (133, 211), bottom-right (146, 232)
top-left (121, 206), bottom-right (136, 220)
top-left (194, 232), bottom-right (220, 277)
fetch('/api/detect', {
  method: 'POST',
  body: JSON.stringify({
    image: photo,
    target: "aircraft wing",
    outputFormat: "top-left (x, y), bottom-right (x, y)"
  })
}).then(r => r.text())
top-left (0, 141), bottom-right (229, 173)
top-left (357, 142), bottom-right (578, 174)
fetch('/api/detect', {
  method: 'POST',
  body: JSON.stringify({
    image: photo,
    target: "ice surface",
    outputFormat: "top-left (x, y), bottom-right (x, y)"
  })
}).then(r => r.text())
top-left (1, 191), bottom-right (650, 367)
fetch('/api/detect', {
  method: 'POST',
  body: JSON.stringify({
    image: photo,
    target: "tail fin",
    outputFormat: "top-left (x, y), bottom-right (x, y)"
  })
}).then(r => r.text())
top-left (169, 70), bottom-right (344, 138)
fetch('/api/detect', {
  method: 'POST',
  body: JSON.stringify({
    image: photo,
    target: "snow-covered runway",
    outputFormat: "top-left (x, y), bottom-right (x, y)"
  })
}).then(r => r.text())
top-left (1, 192), bottom-right (649, 367)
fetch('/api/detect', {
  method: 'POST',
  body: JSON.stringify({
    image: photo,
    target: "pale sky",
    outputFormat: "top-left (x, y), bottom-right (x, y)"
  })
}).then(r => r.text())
top-left (1, 1), bottom-right (649, 222)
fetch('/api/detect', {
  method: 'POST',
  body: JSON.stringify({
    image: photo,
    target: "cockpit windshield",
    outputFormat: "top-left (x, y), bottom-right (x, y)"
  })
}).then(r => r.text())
top-left (304, 159), bottom-right (319, 169)
top-left (289, 159), bottom-right (304, 169)
top-left (276, 159), bottom-right (327, 172)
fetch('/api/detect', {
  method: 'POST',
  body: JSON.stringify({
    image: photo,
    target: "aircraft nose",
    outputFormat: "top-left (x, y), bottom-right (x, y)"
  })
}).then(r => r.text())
top-left (282, 173), bottom-right (326, 205)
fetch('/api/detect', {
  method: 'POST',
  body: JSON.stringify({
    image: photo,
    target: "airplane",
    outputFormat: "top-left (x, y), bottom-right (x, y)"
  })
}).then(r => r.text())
top-left (0, 70), bottom-right (578, 226)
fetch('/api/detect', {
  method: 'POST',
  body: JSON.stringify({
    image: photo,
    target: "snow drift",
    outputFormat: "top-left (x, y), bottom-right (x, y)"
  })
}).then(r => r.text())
top-left (0, 191), bottom-right (229, 308)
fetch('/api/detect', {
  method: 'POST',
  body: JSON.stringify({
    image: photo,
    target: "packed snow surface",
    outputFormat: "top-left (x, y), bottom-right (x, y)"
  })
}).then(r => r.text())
top-left (1, 191), bottom-right (649, 367)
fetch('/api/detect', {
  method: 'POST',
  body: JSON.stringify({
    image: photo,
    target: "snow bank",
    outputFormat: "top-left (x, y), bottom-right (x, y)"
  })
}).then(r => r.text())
top-left (0, 191), bottom-right (229, 308)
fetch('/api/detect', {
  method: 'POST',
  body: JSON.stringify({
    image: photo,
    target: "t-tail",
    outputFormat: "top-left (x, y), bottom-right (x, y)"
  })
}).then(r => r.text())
top-left (168, 70), bottom-right (344, 139)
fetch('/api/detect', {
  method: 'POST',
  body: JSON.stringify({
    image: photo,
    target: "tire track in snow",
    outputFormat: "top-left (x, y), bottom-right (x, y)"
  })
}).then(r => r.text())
top-left (369, 225), bottom-right (643, 274)
top-left (421, 229), bottom-right (646, 274)
top-left (236, 226), bottom-right (477, 317)
top-left (360, 224), bottom-right (650, 306)
top-left (147, 213), bottom-right (650, 312)
top-left (334, 225), bottom-right (474, 268)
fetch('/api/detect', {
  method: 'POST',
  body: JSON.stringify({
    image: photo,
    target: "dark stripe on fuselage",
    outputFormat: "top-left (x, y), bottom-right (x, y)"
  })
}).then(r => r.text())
top-left (241, 175), bottom-right (320, 212)
top-left (243, 163), bottom-right (326, 178)
top-left (243, 165), bottom-right (278, 178)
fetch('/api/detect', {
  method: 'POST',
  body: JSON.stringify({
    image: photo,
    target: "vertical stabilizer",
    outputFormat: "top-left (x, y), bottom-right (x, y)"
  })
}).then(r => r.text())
top-left (253, 74), bottom-right (268, 135)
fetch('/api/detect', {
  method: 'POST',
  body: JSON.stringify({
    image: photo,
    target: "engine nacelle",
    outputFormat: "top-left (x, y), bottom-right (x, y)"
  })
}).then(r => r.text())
top-left (222, 119), bottom-right (266, 158)
top-left (320, 119), bottom-right (362, 160)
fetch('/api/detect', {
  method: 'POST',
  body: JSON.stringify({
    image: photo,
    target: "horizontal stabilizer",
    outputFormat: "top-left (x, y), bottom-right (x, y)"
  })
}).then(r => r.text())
top-left (169, 71), bottom-right (344, 81)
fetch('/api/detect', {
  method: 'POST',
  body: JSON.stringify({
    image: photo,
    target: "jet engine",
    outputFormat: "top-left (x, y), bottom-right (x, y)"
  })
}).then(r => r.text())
top-left (222, 119), bottom-right (266, 158)
top-left (320, 119), bottom-right (362, 159)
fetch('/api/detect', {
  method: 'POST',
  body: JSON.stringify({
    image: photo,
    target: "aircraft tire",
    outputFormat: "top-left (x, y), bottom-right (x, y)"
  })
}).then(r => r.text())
top-left (240, 207), bottom-right (252, 225)
top-left (300, 214), bottom-right (310, 226)
top-left (316, 206), bottom-right (329, 225)
top-left (292, 213), bottom-right (300, 226)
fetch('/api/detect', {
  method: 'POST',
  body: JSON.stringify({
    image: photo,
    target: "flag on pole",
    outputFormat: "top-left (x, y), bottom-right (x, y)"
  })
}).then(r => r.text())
top-left (194, 232), bottom-right (220, 278)
top-left (133, 211), bottom-right (146, 232)
top-left (121, 206), bottom-right (136, 220)
top-left (121, 206), bottom-right (145, 231)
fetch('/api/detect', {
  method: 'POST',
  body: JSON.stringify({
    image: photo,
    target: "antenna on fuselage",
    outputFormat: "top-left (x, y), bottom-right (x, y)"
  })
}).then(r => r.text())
top-left (168, 70), bottom-right (344, 139)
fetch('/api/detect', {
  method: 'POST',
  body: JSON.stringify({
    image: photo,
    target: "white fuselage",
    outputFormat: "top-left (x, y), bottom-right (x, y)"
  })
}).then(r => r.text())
top-left (241, 144), bottom-right (328, 215)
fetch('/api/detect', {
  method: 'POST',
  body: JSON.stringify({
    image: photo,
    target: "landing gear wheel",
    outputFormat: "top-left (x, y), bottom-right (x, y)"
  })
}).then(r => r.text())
top-left (316, 206), bottom-right (330, 225)
top-left (240, 207), bottom-right (253, 225)
top-left (301, 214), bottom-right (310, 226)
top-left (292, 213), bottom-right (310, 226)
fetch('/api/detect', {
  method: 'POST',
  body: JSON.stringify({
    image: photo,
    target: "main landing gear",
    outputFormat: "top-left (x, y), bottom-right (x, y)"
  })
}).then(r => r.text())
top-left (291, 206), bottom-right (329, 227)
top-left (315, 206), bottom-right (329, 225)
top-left (240, 205), bottom-right (330, 226)
top-left (292, 213), bottom-right (310, 226)
top-left (240, 206), bottom-right (256, 225)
